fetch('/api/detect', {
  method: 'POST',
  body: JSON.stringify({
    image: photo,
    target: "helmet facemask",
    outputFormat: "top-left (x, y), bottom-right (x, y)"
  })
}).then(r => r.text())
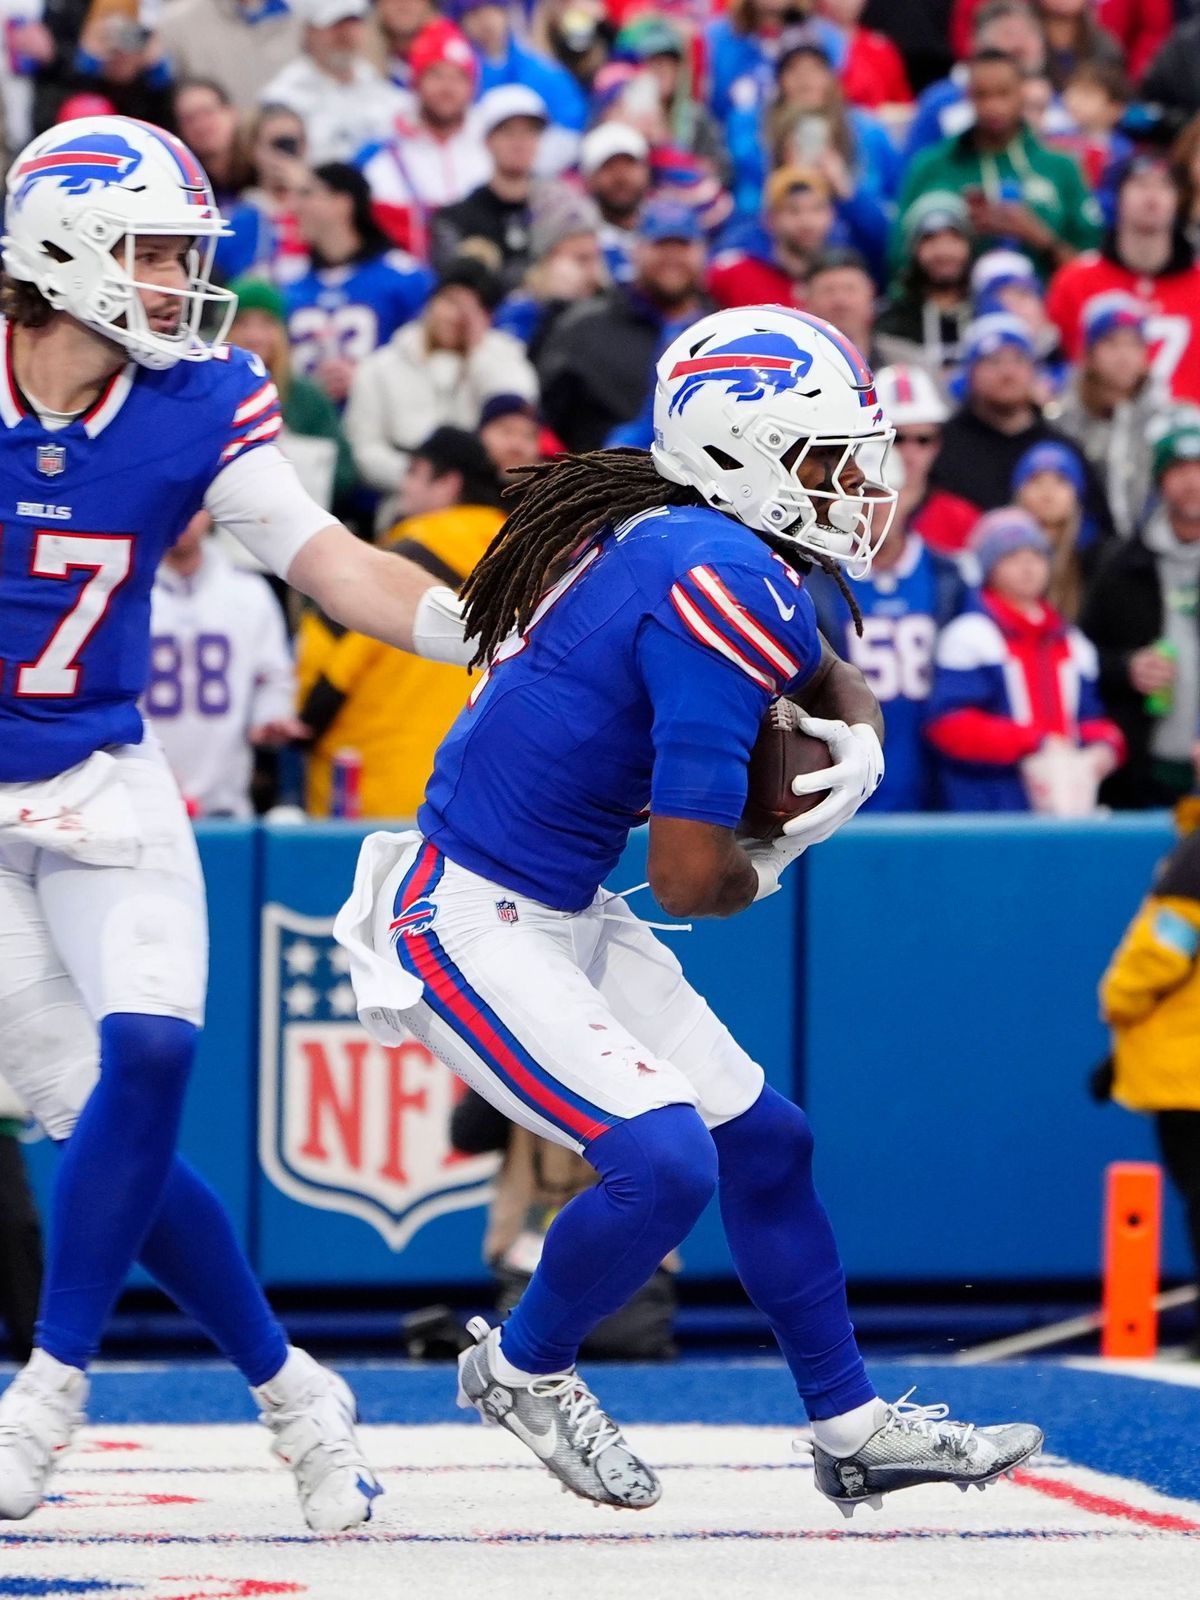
top-left (42, 214), bottom-right (237, 370)
top-left (672, 409), bottom-right (898, 579)
top-left (757, 423), bottom-right (898, 579)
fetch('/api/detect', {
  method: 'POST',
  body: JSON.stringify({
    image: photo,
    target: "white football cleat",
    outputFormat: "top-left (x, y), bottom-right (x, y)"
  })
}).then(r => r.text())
top-left (0, 1351), bottom-right (88, 1520)
top-left (254, 1348), bottom-right (382, 1533)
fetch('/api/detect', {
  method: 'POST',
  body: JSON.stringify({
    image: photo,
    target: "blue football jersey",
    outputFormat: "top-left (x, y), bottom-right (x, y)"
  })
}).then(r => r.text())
top-left (419, 503), bottom-right (823, 911)
top-left (285, 252), bottom-right (432, 382)
top-left (806, 535), bottom-right (949, 812)
top-left (0, 323), bottom-right (283, 782)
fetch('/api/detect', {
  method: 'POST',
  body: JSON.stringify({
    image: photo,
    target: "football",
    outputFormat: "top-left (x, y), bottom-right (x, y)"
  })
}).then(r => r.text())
top-left (739, 699), bottom-right (834, 841)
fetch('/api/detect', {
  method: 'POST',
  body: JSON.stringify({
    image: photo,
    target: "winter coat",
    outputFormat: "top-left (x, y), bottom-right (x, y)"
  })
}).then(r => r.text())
top-left (1078, 528), bottom-right (1200, 808)
top-left (930, 407), bottom-right (1116, 548)
top-left (896, 126), bottom-right (1102, 281)
top-left (1054, 374), bottom-right (1167, 541)
top-left (536, 285), bottom-right (713, 453)
top-left (343, 321), bottom-right (536, 518)
top-left (926, 590), bottom-right (1123, 811)
top-left (1101, 828), bottom-right (1200, 1114)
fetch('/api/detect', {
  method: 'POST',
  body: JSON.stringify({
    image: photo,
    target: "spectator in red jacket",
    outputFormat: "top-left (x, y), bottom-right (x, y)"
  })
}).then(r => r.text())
top-left (814, 0), bottom-right (912, 112)
top-left (926, 508), bottom-right (1124, 811)
top-left (707, 164), bottom-right (835, 309)
top-left (1046, 155), bottom-right (1200, 405)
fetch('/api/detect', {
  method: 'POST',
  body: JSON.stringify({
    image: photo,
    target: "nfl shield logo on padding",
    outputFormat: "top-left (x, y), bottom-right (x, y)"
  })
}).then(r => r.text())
top-left (36, 443), bottom-right (65, 477)
top-left (259, 904), bottom-right (498, 1250)
top-left (495, 899), bottom-right (519, 924)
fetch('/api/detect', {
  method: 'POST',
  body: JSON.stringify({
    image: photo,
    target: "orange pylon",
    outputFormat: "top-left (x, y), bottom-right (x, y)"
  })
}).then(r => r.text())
top-left (1101, 1162), bottom-right (1162, 1358)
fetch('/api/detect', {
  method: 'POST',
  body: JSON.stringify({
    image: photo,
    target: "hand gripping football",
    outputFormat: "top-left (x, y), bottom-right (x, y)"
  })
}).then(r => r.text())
top-left (739, 698), bottom-right (834, 841)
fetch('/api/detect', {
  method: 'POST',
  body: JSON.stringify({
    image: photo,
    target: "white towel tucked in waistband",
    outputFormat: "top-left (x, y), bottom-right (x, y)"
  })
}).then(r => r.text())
top-left (332, 829), bottom-right (424, 1044)
top-left (0, 749), bottom-right (140, 867)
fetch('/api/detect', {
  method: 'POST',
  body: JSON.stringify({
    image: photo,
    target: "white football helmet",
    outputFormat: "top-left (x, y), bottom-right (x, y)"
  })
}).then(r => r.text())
top-left (2, 116), bottom-right (235, 370)
top-left (651, 306), bottom-right (897, 576)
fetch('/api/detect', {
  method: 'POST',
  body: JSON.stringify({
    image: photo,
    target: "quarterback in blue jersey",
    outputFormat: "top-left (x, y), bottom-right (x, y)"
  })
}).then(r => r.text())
top-left (339, 305), bottom-right (1044, 1516)
top-left (0, 116), bottom-right (475, 1528)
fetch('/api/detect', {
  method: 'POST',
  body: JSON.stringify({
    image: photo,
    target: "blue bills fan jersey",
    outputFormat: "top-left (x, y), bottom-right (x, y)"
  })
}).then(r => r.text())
top-left (285, 252), bottom-right (432, 383)
top-left (806, 535), bottom-right (965, 812)
top-left (420, 502), bottom-right (824, 911)
top-left (0, 321), bottom-right (283, 782)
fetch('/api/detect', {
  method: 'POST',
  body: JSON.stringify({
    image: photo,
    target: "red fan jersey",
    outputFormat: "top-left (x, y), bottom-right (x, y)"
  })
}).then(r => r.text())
top-left (1046, 252), bottom-right (1200, 403)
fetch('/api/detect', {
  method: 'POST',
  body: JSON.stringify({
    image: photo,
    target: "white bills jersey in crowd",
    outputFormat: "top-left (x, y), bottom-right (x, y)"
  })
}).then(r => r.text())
top-left (146, 539), bottom-right (296, 819)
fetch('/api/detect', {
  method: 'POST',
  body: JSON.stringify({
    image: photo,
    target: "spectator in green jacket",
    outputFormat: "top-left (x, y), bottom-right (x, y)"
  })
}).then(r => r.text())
top-left (227, 276), bottom-right (358, 510)
top-left (896, 49), bottom-right (1102, 281)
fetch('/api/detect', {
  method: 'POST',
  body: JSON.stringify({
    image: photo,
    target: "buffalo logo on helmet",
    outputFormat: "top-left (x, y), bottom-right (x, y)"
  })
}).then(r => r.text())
top-left (12, 132), bottom-right (144, 205)
top-left (667, 332), bottom-right (815, 417)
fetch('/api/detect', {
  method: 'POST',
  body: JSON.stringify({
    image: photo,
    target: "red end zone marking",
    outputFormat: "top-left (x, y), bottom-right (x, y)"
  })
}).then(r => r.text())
top-left (1013, 1468), bottom-right (1200, 1532)
top-left (159, 1582), bottom-right (305, 1599)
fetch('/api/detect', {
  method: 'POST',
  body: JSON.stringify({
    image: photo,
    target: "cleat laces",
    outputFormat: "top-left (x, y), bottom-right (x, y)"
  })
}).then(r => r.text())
top-left (526, 1373), bottom-right (623, 1463)
top-left (882, 1389), bottom-right (976, 1457)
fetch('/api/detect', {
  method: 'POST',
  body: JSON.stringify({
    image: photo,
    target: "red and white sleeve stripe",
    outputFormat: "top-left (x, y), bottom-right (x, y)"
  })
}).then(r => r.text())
top-left (233, 380), bottom-right (279, 427)
top-left (220, 412), bottom-right (283, 463)
top-left (667, 565), bottom-right (801, 690)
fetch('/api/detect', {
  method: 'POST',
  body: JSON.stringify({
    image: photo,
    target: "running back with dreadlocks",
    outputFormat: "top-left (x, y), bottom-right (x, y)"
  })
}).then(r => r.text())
top-left (460, 448), bottom-right (863, 668)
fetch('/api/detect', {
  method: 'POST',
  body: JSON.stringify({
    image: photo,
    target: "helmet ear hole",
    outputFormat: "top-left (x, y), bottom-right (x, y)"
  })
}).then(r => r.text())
top-left (704, 445), bottom-right (743, 471)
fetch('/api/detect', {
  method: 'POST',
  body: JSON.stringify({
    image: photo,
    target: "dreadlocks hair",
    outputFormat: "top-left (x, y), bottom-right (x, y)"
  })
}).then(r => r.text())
top-left (460, 447), bottom-right (865, 669)
top-left (462, 449), bottom-right (703, 667)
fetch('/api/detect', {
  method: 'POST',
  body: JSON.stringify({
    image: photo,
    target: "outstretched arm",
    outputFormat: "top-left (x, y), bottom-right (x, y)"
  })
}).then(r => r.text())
top-left (287, 524), bottom-right (469, 660)
top-left (206, 446), bottom-right (473, 664)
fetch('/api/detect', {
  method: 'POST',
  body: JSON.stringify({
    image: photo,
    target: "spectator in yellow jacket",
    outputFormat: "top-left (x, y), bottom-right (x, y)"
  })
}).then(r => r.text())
top-left (1100, 800), bottom-right (1200, 1352)
top-left (297, 427), bottom-right (506, 817)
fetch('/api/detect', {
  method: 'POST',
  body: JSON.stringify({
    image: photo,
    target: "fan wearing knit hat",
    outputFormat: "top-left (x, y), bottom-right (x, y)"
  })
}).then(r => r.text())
top-left (492, 188), bottom-right (608, 356)
top-left (1055, 291), bottom-right (1163, 541)
top-left (1009, 440), bottom-right (1096, 621)
top-left (359, 19), bottom-right (491, 253)
top-left (926, 507), bottom-right (1124, 812)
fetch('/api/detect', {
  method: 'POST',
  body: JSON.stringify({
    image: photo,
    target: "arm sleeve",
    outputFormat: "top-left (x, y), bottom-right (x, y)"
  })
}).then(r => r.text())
top-left (636, 612), bottom-right (770, 826)
top-left (204, 446), bottom-right (335, 580)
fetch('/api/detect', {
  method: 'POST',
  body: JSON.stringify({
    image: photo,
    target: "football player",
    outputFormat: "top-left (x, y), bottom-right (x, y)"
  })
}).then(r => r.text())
top-left (339, 305), bottom-right (1045, 1516)
top-left (0, 117), bottom-right (469, 1527)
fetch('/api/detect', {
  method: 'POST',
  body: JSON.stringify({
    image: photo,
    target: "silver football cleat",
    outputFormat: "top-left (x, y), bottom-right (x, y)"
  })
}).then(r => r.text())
top-left (456, 1317), bottom-right (660, 1509)
top-left (812, 1389), bottom-right (1043, 1516)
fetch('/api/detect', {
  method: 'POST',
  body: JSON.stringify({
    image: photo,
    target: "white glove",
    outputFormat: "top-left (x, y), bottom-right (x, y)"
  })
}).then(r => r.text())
top-left (781, 717), bottom-right (884, 849)
top-left (742, 834), bottom-right (809, 901)
top-left (411, 585), bottom-right (473, 666)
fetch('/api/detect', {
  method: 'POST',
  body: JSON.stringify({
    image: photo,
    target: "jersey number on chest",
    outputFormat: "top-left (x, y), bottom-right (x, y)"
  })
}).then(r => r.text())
top-left (6, 530), bottom-right (133, 698)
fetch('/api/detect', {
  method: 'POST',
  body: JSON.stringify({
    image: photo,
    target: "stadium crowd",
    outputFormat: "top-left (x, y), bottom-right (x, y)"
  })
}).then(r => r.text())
top-left (12, 0), bottom-right (1200, 820)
